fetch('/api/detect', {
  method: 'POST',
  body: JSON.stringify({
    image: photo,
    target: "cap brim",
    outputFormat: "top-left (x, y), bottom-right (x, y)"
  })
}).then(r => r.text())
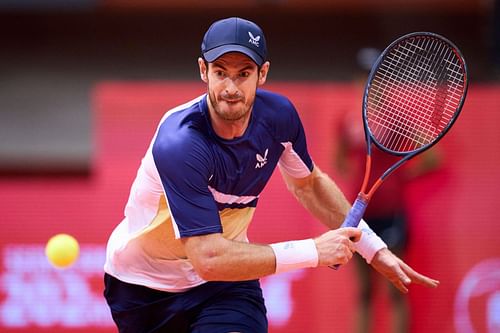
top-left (203, 44), bottom-right (264, 66)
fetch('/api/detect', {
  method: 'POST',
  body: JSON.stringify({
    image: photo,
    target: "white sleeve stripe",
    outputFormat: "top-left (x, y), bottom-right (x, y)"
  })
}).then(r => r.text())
top-left (159, 95), bottom-right (204, 123)
top-left (278, 142), bottom-right (312, 178)
top-left (208, 186), bottom-right (259, 205)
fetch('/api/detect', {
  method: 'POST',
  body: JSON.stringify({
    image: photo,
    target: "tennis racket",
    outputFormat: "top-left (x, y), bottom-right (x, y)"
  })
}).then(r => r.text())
top-left (334, 32), bottom-right (468, 267)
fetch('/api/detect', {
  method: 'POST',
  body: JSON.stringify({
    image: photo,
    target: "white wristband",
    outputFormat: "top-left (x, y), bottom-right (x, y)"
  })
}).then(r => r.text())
top-left (270, 239), bottom-right (319, 274)
top-left (354, 219), bottom-right (387, 263)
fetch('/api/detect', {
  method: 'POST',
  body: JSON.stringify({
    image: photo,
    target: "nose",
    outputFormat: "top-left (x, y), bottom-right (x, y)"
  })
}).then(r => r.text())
top-left (224, 77), bottom-right (239, 96)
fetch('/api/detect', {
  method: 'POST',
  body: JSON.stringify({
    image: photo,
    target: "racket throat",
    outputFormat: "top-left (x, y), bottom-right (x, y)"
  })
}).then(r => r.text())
top-left (366, 179), bottom-right (384, 199)
top-left (360, 155), bottom-right (372, 194)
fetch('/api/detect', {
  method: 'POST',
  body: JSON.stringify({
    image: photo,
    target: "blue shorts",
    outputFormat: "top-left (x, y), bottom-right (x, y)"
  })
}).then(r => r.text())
top-left (103, 273), bottom-right (268, 333)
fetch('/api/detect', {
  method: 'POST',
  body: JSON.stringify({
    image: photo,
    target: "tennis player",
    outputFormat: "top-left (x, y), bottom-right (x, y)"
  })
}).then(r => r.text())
top-left (103, 17), bottom-right (439, 333)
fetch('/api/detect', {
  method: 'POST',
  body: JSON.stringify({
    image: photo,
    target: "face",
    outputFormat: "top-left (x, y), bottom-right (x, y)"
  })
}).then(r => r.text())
top-left (198, 52), bottom-right (269, 122)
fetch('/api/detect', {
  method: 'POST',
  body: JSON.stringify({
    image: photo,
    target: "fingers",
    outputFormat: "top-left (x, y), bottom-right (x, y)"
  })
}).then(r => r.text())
top-left (372, 249), bottom-right (440, 293)
top-left (391, 279), bottom-right (408, 293)
top-left (390, 264), bottom-right (411, 293)
top-left (341, 227), bottom-right (362, 243)
top-left (392, 265), bottom-right (439, 293)
top-left (398, 259), bottom-right (440, 288)
top-left (339, 228), bottom-right (360, 254)
top-left (334, 249), bottom-right (353, 266)
top-left (315, 229), bottom-right (360, 267)
top-left (329, 234), bottom-right (355, 266)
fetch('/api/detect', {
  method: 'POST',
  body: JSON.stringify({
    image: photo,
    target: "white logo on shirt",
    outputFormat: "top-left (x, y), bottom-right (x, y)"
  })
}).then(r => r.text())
top-left (255, 148), bottom-right (268, 168)
top-left (248, 31), bottom-right (260, 47)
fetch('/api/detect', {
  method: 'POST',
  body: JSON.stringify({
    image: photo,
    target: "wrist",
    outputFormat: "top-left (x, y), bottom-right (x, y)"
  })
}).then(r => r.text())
top-left (354, 219), bottom-right (387, 263)
top-left (270, 239), bottom-right (319, 274)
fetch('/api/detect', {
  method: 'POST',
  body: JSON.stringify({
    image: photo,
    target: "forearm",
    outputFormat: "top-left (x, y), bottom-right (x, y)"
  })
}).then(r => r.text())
top-left (282, 166), bottom-right (351, 230)
top-left (183, 233), bottom-right (321, 281)
top-left (283, 166), bottom-right (387, 263)
top-left (183, 234), bottom-right (277, 281)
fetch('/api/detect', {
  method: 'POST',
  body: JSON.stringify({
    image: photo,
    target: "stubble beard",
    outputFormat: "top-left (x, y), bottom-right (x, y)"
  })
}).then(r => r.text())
top-left (208, 90), bottom-right (254, 122)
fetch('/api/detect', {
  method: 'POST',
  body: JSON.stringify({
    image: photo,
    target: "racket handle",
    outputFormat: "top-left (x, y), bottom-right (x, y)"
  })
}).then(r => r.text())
top-left (340, 195), bottom-right (368, 228)
top-left (331, 195), bottom-right (368, 270)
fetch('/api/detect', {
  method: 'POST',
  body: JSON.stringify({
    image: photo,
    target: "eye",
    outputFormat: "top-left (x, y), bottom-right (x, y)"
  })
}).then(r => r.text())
top-left (239, 71), bottom-right (250, 78)
top-left (215, 70), bottom-right (226, 78)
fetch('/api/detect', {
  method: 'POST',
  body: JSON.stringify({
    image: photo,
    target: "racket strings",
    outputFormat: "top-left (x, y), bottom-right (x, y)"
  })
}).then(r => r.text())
top-left (367, 35), bottom-right (466, 153)
top-left (373, 39), bottom-right (451, 149)
top-left (374, 41), bottom-right (449, 147)
top-left (371, 39), bottom-right (463, 151)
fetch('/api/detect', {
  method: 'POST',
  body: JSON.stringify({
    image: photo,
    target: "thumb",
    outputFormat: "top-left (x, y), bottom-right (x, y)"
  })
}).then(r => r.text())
top-left (344, 227), bottom-right (362, 242)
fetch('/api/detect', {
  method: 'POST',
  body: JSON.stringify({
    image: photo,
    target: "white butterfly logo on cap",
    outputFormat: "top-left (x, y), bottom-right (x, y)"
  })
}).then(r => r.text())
top-left (248, 31), bottom-right (261, 47)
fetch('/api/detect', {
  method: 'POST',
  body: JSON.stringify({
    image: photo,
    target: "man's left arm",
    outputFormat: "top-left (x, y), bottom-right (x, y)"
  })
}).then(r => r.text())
top-left (279, 165), bottom-right (351, 230)
top-left (280, 165), bottom-right (440, 293)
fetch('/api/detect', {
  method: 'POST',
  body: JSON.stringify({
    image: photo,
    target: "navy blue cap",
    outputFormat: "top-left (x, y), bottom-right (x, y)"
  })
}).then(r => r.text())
top-left (201, 17), bottom-right (267, 66)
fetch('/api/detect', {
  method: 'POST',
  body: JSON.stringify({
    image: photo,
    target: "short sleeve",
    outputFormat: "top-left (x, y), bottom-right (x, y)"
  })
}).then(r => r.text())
top-left (278, 101), bottom-right (314, 178)
top-left (152, 126), bottom-right (222, 238)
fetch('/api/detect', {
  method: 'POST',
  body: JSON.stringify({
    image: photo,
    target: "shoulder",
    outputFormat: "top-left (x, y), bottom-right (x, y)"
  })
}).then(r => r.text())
top-left (254, 89), bottom-right (303, 136)
top-left (155, 96), bottom-right (208, 147)
top-left (153, 96), bottom-right (212, 168)
top-left (255, 89), bottom-right (296, 113)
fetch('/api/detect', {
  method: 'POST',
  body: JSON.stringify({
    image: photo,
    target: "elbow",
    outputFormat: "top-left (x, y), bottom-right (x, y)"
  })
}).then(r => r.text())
top-left (188, 242), bottom-right (225, 281)
top-left (183, 233), bottom-right (228, 281)
top-left (192, 254), bottom-right (220, 281)
top-left (283, 167), bottom-right (319, 200)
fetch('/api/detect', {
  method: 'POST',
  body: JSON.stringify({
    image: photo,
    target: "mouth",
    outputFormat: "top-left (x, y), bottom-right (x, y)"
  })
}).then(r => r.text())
top-left (221, 99), bottom-right (242, 105)
top-left (220, 95), bottom-right (243, 104)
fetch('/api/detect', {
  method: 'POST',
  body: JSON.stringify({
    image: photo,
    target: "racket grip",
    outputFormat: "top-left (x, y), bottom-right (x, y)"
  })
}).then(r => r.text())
top-left (340, 195), bottom-right (368, 228)
top-left (331, 195), bottom-right (368, 270)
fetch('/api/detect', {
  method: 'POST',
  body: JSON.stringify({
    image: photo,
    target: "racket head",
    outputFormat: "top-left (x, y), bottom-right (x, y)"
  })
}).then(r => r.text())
top-left (362, 32), bottom-right (468, 157)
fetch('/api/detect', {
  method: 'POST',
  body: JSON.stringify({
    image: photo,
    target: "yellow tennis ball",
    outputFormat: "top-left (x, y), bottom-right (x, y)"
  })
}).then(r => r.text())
top-left (45, 233), bottom-right (80, 268)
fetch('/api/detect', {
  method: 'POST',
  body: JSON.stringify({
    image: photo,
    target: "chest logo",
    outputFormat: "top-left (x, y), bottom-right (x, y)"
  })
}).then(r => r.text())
top-left (255, 148), bottom-right (269, 169)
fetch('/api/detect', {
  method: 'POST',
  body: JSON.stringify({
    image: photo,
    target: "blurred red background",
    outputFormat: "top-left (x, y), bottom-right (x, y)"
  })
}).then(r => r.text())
top-left (0, 81), bottom-right (498, 332)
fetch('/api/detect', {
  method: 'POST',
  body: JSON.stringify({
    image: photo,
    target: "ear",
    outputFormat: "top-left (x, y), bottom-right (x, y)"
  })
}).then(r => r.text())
top-left (258, 61), bottom-right (270, 86)
top-left (198, 57), bottom-right (208, 83)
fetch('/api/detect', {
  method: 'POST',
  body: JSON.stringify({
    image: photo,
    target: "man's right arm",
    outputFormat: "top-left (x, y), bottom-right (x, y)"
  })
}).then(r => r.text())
top-left (182, 228), bottom-right (361, 281)
top-left (182, 233), bottom-right (276, 281)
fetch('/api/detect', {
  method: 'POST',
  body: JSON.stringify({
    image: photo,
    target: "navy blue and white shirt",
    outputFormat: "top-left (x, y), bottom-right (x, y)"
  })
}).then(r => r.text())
top-left (104, 89), bottom-right (314, 292)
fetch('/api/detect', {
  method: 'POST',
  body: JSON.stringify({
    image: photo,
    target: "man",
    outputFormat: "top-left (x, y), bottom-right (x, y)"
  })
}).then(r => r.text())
top-left (103, 17), bottom-right (439, 333)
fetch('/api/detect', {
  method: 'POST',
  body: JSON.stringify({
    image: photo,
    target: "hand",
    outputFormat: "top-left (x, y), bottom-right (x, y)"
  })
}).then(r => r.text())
top-left (370, 248), bottom-right (440, 293)
top-left (314, 227), bottom-right (362, 267)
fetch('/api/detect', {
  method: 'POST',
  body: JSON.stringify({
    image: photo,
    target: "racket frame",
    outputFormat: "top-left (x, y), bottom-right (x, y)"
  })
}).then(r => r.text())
top-left (359, 31), bottom-right (469, 201)
top-left (332, 32), bottom-right (469, 269)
